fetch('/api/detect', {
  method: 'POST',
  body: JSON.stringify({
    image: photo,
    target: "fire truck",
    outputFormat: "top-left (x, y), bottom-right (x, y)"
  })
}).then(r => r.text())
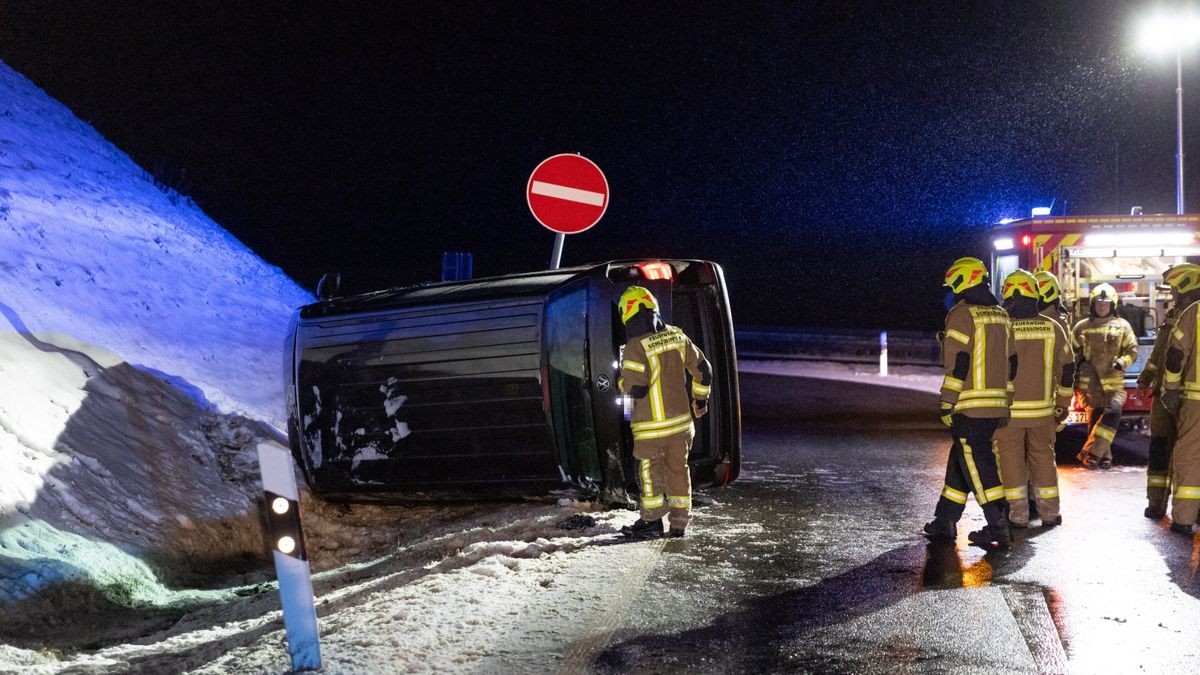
top-left (989, 213), bottom-right (1200, 428)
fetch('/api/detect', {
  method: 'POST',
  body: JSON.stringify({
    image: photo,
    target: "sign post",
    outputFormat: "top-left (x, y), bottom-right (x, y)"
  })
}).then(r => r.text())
top-left (257, 442), bottom-right (322, 671)
top-left (526, 154), bottom-right (609, 268)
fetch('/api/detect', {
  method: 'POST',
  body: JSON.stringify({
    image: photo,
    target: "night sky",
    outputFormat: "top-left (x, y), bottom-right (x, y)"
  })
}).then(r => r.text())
top-left (0, 1), bottom-right (1190, 329)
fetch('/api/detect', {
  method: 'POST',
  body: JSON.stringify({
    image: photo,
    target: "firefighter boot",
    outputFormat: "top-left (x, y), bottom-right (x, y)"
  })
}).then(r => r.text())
top-left (923, 517), bottom-right (957, 541)
top-left (621, 518), bottom-right (664, 539)
top-left (968, 502), bottom-right (1012, 550)
top-left (665, 528), bottom-right (685, 538)
top-left (1145, 505), bottom-right (1167, 520)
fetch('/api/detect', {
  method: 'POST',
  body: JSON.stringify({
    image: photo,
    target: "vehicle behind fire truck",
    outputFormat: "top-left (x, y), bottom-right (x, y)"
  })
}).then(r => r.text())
top-left (989, 213), bottom-right (1200, 429)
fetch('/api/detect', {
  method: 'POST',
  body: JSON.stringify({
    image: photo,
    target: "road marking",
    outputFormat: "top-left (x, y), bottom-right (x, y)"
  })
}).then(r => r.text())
top-left (530, 180), bottom-right (606, 206)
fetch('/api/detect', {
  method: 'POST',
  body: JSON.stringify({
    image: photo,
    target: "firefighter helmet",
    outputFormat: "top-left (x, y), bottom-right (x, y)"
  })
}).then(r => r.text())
top-left (1165, 263), bottom-right (1200, 294)
top-left (944, 257), bottom-right (989, 294)
top-left (1001, 269), bottom-right (1039, 300)
top-left (1090, 282), bottom-right (1118, 303)
top-left (1033, 270), bottom-right (1062, 304)
top-left (619, 286), bottom-right (658, 324)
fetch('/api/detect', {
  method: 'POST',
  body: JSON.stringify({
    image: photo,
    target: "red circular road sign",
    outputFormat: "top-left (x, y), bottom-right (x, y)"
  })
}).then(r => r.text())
top-left (526, 154), bottom-right (609, 234)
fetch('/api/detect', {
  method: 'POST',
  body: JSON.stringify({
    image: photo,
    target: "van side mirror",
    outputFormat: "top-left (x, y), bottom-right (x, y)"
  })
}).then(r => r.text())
top-left (316, 272), bottom-right (342, 301)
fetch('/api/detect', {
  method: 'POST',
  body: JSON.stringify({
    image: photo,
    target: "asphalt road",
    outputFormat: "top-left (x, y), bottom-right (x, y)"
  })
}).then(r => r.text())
top-left (589, 372), bottom-right (1200, 674)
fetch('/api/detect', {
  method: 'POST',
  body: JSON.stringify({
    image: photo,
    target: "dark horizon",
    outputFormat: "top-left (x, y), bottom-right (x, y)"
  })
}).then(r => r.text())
top-left (0, 1), bottom-right (1190, 330)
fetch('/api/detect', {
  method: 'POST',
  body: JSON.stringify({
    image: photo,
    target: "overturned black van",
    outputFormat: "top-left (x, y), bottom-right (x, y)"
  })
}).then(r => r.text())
top-left (283, 259), bottom-right (741, 503)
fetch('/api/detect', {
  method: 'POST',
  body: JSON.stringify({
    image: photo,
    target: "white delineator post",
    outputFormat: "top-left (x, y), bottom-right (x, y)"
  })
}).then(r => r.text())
top-left (257, 442), bottom-right (322, 671)
top-left (879, 331), bottom-right (889, 377)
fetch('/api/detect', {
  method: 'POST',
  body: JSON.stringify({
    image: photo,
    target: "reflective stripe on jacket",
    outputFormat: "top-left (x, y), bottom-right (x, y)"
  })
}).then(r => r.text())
top-left (1165, 301), bottom-right (1200, 400)
top-left (620, 325), bottom-right (710, 440)
top-left (940, 301), bottom-right (1015, 418)
top-left (1009, 316), bottom-right (1073, 423)
top-left (1141, 307), bottom-right (1179, 393)
top-left (1073, 315), bottom-right (1138, 393)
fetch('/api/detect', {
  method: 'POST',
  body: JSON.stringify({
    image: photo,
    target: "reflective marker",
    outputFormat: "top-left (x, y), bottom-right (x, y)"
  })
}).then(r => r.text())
top-left (257, 442), bottom-right (322, 671)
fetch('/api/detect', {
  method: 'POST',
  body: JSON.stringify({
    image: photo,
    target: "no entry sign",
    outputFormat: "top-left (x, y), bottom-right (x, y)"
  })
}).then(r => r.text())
top-left (526, 154), bottom-right (609, 234)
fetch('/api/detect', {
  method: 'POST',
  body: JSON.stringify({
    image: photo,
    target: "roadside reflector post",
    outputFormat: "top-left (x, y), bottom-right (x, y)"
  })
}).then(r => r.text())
top-left (257, 442), bottom-right (322, 671)
top-left (880, 331), bottom-right (889, 377)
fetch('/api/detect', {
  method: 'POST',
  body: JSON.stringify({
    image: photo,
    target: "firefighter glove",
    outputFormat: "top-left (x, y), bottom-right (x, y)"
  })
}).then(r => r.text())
top-left (939, 402), bottom-right (954, 427)
top-left (1162, 389), bottom-right (1182, 415)
top-left (1136, 372), bottom-right (1152, 389)
top-left (691, 399), bottom-right (709, 419)
top-left (1112, 359), bottom-right (1125, 372)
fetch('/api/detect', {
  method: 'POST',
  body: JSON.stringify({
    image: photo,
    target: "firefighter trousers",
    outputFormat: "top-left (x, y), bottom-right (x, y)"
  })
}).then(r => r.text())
top-left (994, 420), bottom-right (1059, 525)
top-left (1170, 401), bottom-right (1200, 527)
top-left (634, 431), bottom-right (694, 531)
top-left (1083, 389), bottom-right (1126, 463)
top-left (1148, 394), bottom-right (1177, 511)
top-left (934, 415), bottom-right (1007, 526)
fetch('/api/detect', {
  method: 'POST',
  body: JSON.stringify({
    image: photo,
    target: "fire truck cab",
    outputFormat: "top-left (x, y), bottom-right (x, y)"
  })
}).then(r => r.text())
top-left (989, 213), bottom-right (1200, 429)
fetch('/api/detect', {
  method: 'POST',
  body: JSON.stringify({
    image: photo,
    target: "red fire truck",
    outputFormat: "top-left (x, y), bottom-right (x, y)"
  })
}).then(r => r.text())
top-left (989, 213), bottom-right (1200, 429)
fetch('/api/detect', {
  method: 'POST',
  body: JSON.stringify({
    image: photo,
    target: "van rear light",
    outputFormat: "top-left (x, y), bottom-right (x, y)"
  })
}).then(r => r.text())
top-left (637, 262), bottom-right (673, 280)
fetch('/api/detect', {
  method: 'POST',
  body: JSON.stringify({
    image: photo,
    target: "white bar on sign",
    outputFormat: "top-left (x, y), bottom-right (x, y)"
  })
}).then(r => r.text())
top-left (531, 180), bottom-right (606, 206)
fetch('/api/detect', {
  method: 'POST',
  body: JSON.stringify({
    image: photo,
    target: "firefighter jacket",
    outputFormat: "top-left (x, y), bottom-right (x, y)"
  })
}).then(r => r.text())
top-left (1009, 316), bottom-right (1074, 425)
top-left (1139, 307), bottom-right (1179, 394)
top-left (940, 301), bottom-right (1016, 418)
top-left (1165, 301), bottom-right (1200, 401)
top-left (1072, 315), bottom-right (1138, 394)
top-left (620, 324), bottom-right (711, 441)
top-left (1040, 305), bottom-right (1072, 341)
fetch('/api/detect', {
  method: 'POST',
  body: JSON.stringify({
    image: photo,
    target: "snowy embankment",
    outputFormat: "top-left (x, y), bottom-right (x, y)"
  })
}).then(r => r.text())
top-left (0, 57), bottom-right (323, 665)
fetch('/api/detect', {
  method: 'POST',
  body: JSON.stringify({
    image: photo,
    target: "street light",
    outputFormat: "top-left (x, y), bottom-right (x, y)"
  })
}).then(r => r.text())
top-left (1137, 9), bottom-right (1200, 214)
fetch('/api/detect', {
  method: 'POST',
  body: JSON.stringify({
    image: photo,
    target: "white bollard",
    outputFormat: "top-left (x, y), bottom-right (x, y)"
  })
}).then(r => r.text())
top-left (257, 442), bottom-right (322, 671)
top-left (879, 331), bottom-right (889, 377)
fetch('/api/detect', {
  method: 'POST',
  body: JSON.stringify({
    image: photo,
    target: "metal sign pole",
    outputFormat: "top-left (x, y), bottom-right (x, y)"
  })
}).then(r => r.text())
top-left (550, 232), bottom-right (565, 269)
top-left (257, 442), bottom-right (322, 671)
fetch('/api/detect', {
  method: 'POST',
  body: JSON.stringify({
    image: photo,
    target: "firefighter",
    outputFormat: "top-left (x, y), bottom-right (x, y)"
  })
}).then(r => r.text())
top-left (1034, 270), bottom-right (1071, 337)
top-left (1153, 263), bottom-right (1200, 530)
top-left (1136, 265), bottom-right (1200, 518)
top-left (617, 286), bottom-right (713, 539)
top-left (1072, 283), bottom-right (1138, 470)
top-left (995, 269), bottom-right (1074, 528)
top-left (924, 257), bottom-right (1016, 549)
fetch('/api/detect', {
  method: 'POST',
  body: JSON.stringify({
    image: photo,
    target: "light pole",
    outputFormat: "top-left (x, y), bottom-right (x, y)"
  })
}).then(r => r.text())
top-left (1137, 10), bottom-right (1200, 214)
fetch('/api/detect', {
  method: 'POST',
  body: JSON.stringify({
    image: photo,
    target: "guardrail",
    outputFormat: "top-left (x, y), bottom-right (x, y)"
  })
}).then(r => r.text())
top-left (735, 326), bottom-right (941, 367)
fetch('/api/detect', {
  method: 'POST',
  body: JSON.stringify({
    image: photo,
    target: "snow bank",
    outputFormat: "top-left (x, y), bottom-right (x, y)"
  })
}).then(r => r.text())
top-left (0, 57), bottom-right (316, 665)
top-left (0, 61), bottom-right (313, 425)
